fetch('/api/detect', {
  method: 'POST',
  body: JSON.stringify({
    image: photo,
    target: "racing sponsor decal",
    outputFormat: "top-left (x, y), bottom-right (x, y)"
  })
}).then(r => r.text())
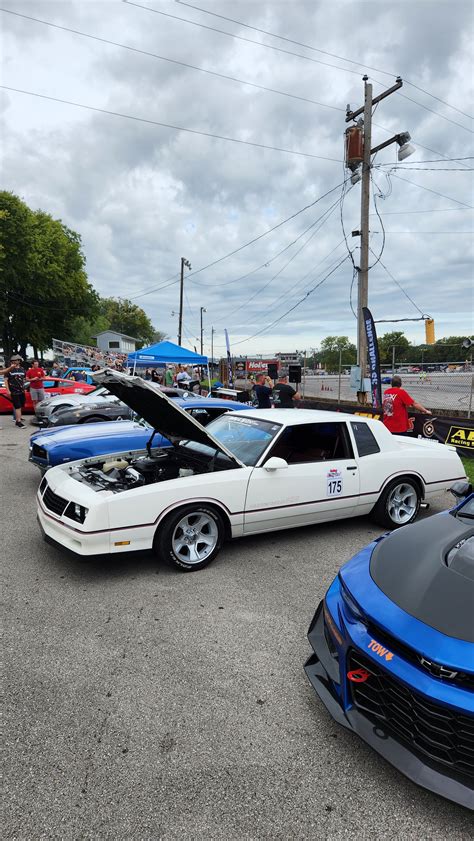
top-left (326, 468), bottom-right (343, 497)
top-left (368, 639), bottom-right (394, 661)
top-left (445, 425), bottom-right (474, 451)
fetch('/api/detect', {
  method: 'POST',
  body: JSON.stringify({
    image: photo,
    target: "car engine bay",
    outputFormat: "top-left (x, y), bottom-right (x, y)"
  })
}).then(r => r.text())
top-left (67, 447), bottom-right (232, 492)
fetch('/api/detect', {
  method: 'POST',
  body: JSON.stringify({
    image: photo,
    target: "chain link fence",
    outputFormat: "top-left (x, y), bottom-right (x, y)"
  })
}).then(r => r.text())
top-left (302, 361), bottom-right (474, 415)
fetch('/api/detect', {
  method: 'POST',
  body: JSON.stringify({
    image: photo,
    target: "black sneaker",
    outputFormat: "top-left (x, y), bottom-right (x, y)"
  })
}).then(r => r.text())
top-left (15, 421), bottom-right (26, 428)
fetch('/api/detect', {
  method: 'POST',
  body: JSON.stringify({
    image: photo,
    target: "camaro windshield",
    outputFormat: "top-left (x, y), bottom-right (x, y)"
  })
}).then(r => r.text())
top-left (181, 415), bottom-right (282, 466)
top-left (456, 495), bottom-right (474, 518)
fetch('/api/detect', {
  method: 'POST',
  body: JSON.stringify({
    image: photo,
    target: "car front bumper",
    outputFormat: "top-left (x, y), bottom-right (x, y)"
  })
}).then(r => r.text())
top-left (305, 601), bottom-right (474, 811)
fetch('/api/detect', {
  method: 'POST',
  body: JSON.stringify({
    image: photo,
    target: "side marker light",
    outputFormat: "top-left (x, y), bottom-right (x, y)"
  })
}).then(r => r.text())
top-left (114, 540), bottom-right (130, 546)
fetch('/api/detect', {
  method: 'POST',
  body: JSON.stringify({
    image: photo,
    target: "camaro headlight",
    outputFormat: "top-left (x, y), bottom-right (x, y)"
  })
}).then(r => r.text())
top-left (340, 582), bottom-right (367, 625)
top-left (64, 502), bottom-right (88, 523)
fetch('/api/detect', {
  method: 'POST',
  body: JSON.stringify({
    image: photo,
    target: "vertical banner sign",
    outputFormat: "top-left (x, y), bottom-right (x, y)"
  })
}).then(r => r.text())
top-left (362, 307), bottom-right (382, 409)
top-left (224, 329), bottom-right (233, 386)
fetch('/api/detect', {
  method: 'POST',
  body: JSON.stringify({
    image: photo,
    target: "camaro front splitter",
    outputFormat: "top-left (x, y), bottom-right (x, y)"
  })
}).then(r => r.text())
top-left (305, 602), bottom-right (474, 811)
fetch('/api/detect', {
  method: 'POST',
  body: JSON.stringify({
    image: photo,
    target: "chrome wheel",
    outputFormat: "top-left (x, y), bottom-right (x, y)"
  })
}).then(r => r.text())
top-left (387, 482), bottom-right (418, 525)
top-left (171, 511), bottom-right (219, 566)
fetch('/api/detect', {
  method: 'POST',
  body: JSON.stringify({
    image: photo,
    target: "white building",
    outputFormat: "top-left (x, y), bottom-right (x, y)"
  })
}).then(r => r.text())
top-left (92, 331), bottom-right (138, 354)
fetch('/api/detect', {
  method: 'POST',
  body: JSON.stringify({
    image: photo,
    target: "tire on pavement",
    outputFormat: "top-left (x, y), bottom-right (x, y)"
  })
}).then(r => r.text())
top-left (371, 476), bottom-right (421, 529)
top-left (155, 504), bottom-right (225, 571)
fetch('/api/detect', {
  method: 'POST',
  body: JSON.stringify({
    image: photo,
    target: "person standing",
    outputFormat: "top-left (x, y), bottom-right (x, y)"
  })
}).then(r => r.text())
top-left (254, 373), bottom-right (273, 408)
top-left (26, 358), bottom-right (46, 410)
top-left (165, 366), bottom-right (174, 387)
top-left (273, 374), bottom-right (300, 408)
top-left (382, 375), bottom-right (430, 435)
top-left (5, 355), bottom-right (27, 428)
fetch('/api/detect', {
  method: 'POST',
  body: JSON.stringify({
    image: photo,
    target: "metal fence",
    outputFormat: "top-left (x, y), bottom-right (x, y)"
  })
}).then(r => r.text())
top-left (301, 362), bottom-right (474, 415)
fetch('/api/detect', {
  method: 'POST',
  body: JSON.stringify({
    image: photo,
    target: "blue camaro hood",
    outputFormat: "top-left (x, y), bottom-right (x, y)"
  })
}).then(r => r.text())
top-left (338, 511), bottom-right (474, 670)
top-left (31, 420), bottom-right (142, 446)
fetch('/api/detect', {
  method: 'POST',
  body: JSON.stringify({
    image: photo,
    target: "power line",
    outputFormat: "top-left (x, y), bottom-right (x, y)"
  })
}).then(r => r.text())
top-left (215, 255), bottom-right (350, 346)
top-left (381, 231), bottom-right (474, 234)
top-left (174, 0), bottom-right (473, 121)
top-left (164, 1), bottom-right (474, 133)
top-left (1, 87), bottom-right (342, 164)
top-left (131, 275), bottom-right (180, 300)
top-left (0, 8), bottom-right (344, 116)
top-left (130, 180), bottom-right (348, 300)
top-left (381, 166), bottom-right (474, 172)
top-left (390, 173), bottom-right (473, 208)
top-left (210, 197), bottom-right (343, 324)
top-left (123, 0), bottom-right (364, 76)
top-left (369, 250), bottom-right (425, 316)
top-left (2, 9), bottom-right (466, 170)
top-left (369, 207), bottom-right (473, 214)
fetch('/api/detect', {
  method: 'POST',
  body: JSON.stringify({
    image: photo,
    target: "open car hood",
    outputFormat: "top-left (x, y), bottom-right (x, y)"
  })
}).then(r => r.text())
top-left (92, 370), bottom-right (244, 467)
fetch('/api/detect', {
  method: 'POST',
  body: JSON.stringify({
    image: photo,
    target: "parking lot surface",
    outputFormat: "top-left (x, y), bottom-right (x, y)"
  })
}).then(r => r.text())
top-left (2, 423), bottom-right (472, 840)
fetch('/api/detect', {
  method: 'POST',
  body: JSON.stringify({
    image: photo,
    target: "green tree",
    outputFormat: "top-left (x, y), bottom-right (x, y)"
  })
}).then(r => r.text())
top-left (0, 192), bottom-right (98, 358)
top-left (377, 331), bottom-right (410, 365)
top-left (316, 336), bottom-right (356, 372)
top-left (98, 297), bottom-right (155, 347)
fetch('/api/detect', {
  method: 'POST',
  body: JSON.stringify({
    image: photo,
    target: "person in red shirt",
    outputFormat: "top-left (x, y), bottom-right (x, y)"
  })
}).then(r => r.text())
top-left (382, 375), bottom-right (430, 435)
top-left (26, 359), bottom-right (46, 410)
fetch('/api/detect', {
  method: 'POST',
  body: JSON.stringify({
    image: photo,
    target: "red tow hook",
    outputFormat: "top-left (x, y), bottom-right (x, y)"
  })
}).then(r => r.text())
top-left (347, 668), bottom-right (370, 683)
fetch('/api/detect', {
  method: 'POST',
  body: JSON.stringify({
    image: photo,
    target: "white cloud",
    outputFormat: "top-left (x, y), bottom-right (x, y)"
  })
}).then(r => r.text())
top-left (1, 0), bottom-right (473, 356)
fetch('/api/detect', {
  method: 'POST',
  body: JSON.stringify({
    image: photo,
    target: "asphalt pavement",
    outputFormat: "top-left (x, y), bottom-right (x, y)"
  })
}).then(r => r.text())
top-left (2, 420), bottom-right (472, 840)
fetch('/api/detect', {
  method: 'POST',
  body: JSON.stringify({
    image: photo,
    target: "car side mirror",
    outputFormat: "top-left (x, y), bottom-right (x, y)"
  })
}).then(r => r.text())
top-left (264, 457), bottom-right (288, 471)
top-left (450, 480), bottom-right (472, 499)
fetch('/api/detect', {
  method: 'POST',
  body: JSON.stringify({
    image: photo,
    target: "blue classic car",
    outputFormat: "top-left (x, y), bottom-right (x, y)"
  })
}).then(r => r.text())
top-left (29, 397), bottom-right (252, 471)
top-left (305, 484), bottom-right (474, 810)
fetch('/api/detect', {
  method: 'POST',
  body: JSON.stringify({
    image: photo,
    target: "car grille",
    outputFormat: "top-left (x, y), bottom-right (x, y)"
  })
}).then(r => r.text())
top-left (348, 651), bottom-right (474, 782)
top-left (367, 621), bottom-right (474, 691)
top-left (42, 484), bottom-right (69, 516)
top-left (32, 443), bottom-right (47, 460)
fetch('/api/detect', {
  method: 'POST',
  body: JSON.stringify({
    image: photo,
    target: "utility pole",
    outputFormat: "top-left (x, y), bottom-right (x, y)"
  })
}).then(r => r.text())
top-left (178, 257), bottom-right (191, 346)
top-left (346, 75), bottom-right (405, 402)
top-left (211, 326), bottom-right (215, 371)
top-left (200, 307), bottom-right (207, 356)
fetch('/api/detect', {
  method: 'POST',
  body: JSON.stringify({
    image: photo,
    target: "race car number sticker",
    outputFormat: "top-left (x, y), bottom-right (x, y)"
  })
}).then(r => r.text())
top-left (327, 469), bottom-right (343, 497)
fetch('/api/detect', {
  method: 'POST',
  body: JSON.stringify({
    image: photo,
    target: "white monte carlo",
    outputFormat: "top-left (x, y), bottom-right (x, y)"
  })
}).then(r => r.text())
top-left (37, 370), bottom-right (466, 571)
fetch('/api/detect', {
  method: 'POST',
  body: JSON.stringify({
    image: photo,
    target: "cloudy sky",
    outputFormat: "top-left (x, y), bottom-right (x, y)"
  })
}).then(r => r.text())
top-left (2, 0), bottom-right (473, 357)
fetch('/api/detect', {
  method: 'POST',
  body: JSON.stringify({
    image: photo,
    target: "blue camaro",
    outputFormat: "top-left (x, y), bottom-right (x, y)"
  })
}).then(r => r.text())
top-left (305, 484), bottom-right (474, 810)
top-left (29, 397), bottom-right (252, 471)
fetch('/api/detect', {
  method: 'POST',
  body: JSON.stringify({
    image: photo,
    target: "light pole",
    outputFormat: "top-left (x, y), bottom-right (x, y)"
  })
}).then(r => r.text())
top-left (200, 307), bottom-right (207, 356)
top-left (178, 257), bottom-right (192, 346)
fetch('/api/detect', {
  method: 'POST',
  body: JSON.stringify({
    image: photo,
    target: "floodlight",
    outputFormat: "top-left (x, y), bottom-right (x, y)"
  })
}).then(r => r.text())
top-left (398, 141), bottom-right (416, 161)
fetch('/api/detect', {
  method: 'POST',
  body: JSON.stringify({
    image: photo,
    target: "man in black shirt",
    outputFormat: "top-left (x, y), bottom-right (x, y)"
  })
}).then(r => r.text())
top-left (254, 373), bottom-right (273, 408)
top-left (273, 374), bottom-right (300, 408)
top-left (5, 355), bottom-right (27, 428)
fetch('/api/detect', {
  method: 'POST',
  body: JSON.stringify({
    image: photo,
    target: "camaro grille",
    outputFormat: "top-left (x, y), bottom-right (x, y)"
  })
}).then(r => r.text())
top-left (366, 621), bottom-right (474, 691)
top-left (348, 651), bottom-right (474, 782)
top-left (42, 484), bottom-right (69, 516)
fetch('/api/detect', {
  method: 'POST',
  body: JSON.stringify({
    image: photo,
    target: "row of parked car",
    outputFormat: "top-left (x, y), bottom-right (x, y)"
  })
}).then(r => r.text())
top-left (18, 369), bottom-right (474, 810)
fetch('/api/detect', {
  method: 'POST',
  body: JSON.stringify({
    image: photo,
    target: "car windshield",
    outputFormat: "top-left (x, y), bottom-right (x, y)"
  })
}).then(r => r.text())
top-left (180, 414), bottom-right (282, 466)
top-left (456, 495), bottom-right (474, 519)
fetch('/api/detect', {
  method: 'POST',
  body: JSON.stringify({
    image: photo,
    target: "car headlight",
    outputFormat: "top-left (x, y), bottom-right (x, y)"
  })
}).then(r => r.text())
top-left (64, 502), bottom-right (88, 523)
top-left (340, 581), bottom-right (367, 625)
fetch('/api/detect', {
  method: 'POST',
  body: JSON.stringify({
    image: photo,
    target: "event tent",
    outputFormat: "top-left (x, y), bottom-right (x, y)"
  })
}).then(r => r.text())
top-left (127, 340), bottom-right (209, 383)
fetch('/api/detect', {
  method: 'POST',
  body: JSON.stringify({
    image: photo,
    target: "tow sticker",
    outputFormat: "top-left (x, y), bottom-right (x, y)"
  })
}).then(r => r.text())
top-left (368, 639), bottom-right (394, 661)
top-left (327, 468), bottom-right (343, 497)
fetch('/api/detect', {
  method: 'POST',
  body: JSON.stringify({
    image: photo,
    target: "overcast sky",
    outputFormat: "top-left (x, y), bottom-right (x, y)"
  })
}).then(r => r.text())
top-left (2, 0), bottom-right (473, 357)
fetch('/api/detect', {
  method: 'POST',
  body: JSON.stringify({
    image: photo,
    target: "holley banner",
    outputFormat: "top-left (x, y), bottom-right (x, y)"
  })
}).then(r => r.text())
top-left (362, 306), bottom-right (382, 409)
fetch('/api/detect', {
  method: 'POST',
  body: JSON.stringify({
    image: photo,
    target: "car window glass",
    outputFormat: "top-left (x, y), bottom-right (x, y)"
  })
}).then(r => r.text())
top-left (266, 422), bottom-right (352, 464)
top-left (350, 421), bottom-right (380, 456)
top-left (184, 415), bottom-right (282, 466)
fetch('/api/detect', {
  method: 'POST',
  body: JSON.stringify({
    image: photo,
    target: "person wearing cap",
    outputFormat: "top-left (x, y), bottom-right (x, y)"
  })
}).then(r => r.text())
top-left (5, 356), bottom-right (27, 428)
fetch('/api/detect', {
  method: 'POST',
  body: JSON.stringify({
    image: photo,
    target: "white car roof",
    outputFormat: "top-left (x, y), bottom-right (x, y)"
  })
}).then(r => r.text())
top-left (229, 408), bottom-right (380, 427)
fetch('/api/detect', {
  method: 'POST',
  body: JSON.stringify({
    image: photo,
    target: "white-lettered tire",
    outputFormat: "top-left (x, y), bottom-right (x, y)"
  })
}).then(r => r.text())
top-left (155, 504), bottom-right (225, 571)
top-left (371, 477), bottom-right (421, 529)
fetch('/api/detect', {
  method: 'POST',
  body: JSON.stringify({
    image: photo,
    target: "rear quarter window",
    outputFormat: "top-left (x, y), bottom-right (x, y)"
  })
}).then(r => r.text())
top-left (350, 421), bottom-right (380, 456)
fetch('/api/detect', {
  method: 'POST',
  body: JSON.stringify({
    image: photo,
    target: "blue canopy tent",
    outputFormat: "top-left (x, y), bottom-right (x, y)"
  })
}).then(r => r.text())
top-left (127, 340), bottom-right (209, 386)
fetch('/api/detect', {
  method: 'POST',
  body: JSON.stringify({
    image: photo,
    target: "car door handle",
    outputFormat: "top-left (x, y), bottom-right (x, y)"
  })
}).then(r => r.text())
top-left (346, 466), bottom-right (358, 471)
